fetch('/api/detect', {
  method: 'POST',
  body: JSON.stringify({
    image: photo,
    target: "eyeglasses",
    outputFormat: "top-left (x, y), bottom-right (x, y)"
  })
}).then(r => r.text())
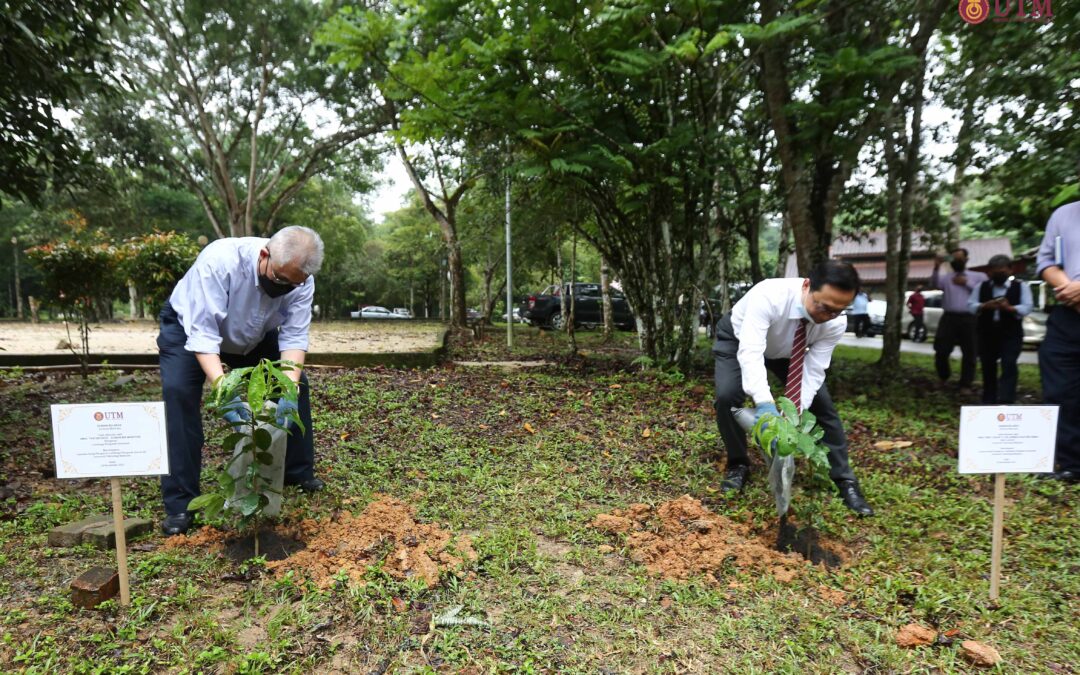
top-left (809, 293), bottom-right (847, 318)
top-left (265, 251), bottom-right (303, 288)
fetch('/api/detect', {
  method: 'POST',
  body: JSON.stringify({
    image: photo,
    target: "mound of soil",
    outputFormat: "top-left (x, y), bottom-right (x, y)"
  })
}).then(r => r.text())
top-left (267, 495), bottom-right (477, 589)
top-left (591, 495), bottom-right (843, 583)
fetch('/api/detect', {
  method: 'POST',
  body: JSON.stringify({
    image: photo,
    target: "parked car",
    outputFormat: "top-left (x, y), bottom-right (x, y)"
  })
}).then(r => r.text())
top-left (392, 308), bottom-right (413, 318)
top-left (350, 305), bottom-right (406, 319)
top-left (519, 283), bottom-right (635, 330)
top-left (900, 290), bottom-right (943, 342)
top-left (502, 308), bottom-right (524, 323)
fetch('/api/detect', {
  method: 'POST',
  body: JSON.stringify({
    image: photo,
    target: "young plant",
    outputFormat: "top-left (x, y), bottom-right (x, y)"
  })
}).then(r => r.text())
top-left (751, 396), bottom-right (830, 479)
top-left (187, 359), bottom-right (304, 557)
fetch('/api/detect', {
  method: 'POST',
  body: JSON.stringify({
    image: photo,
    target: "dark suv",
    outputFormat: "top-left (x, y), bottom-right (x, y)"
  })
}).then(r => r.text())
top-left (520, 283), bottom-right (635, 330)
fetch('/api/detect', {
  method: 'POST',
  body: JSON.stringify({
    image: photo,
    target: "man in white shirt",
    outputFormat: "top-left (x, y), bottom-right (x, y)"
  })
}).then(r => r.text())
top-left (157, 226), bottom-right (325, 535)
top-left (712, 260), bottom-right (873, 515)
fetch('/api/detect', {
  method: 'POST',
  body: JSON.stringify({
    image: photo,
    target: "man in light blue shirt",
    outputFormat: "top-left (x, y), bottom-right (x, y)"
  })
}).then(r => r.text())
top-left (157, 226), bottom-right (325, 535)
top-left (1036, 201), bottom-right (1080, 483)
top-left (967, 254), bottom-right (1032, 404)
top-left (849, 290), bottom-right (870, 337)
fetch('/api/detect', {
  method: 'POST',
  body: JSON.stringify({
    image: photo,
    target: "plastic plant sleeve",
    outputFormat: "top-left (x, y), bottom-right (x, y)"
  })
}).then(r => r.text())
top-left (732, 406), bottom-right (794, 517)
top-left (225, 402), bottom-right (287, 518)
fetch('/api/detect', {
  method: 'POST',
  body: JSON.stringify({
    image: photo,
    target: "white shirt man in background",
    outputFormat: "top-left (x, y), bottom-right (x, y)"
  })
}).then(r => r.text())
top-left (711, 260), bottom-right (873, 515)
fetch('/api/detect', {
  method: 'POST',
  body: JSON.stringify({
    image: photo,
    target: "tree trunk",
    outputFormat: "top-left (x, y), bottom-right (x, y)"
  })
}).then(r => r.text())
top-left (880, 58), bottom-right (927, 373)
top-left (600, 255), bottom-right (613, 342)
top-left (567, 231), bottom-right (577, 354)
top-left (949, 99), bottom-right (976, 248)
top-left (776, 211), bottom-right (793, 278)
top-left (557, 238), bottom-right (567, 324)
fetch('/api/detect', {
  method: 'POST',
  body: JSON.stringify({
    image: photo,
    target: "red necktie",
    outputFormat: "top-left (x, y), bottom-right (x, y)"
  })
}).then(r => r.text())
top-left (785, 319), bottom-right (808, 412)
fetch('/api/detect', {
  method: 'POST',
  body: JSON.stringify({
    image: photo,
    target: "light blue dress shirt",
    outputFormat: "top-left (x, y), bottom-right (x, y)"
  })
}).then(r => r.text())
top-left (967, 279), bottom-right (1033, 321)
top-left (1037, 201), bottom-right (1080, 281)
top-left (168, 237), bottom-right (315, 355)
top-left (850, 292), bottom-right (869, 315)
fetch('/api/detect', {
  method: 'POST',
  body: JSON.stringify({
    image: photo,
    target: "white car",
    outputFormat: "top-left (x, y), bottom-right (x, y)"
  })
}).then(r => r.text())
top-left (350, 306), bottom-right (406, 319)
top-left (392, 308), bottom-right (413, 318)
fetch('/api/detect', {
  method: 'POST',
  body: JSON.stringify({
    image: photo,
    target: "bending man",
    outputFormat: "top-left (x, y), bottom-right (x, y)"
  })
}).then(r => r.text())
top-left (158, 226), bottom-right (325, 535)
top-left (712, 260), bottom-right (873, 515)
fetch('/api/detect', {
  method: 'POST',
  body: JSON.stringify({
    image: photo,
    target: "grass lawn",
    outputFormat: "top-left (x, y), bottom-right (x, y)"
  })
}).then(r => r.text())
top-left (0, 330), bottom-right (1076, 673)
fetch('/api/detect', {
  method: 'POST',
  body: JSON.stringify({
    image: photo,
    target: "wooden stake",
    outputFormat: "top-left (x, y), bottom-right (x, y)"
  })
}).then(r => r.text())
top-left (989, 473), bottom-right (1005, 601)
top-left (110, 477), bottom-right (130, 606)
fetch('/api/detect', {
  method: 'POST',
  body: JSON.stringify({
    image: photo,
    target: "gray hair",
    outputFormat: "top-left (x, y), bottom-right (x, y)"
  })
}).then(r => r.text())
top-left (267, 226), bottom-right (324, 276)
top-left (988, 254), bottom-right (1012, 268)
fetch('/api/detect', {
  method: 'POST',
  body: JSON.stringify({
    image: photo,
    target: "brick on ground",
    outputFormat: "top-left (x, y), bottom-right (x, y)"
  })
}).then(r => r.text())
top-left (83, 518), bottom-right (154, 550)
top-left (71, 567), bottom-right (119, 609)
top-left (48, 515), bottom-right (111, 548)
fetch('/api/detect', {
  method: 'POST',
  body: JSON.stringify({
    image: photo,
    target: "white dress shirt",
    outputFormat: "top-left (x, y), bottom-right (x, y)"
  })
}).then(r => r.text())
top-left (731, 277), bottom-right (846, 409)
top-left (168, 237), bottom-right (315, 355)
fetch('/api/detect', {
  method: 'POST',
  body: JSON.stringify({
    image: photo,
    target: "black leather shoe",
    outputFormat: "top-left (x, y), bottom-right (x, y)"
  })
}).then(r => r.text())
top-left (837, 480), bottom-right (874, 516)
top-left (1045, 470), bottom-right (1079, 484)
top-left (161, 512), bottom-right (194, 536)
top-left (721, 464), bottom-right (750, 493)
top-left (297, 477), bottom-right (325, 493)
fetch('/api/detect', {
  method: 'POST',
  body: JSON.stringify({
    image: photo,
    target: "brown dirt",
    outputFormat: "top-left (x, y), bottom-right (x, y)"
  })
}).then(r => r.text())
top-left (267, 495), bottom-right (477, 589)
top-left (163, 525), bottom-right (231, 552)
top-left (590, 495), bottom-right (839, 584)
top-left (896, 623), bottom-right (937, 647)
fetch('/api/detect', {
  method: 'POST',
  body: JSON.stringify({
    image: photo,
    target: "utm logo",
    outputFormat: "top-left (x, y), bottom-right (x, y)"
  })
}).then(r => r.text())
top-left (959, 0), bottom-right (989, 23)
top-left (961, 0), bottom-right (1054, 24)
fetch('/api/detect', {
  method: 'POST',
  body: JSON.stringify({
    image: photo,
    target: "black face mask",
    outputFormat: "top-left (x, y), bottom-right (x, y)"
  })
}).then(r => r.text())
top-left (991, 273), bottom-right (1009, 285)
top-left (259, 274), bottom-right (295, 298)
top-left (950, 260), bottom-right (966, 272)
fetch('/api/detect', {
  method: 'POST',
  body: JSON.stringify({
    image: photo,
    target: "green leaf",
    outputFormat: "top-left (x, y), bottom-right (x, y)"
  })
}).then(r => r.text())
top-left (256, 451), bottom-right (274, 465)
top-left (777, 397), bottom-right (798, 421)
top-left (799, 411), bottom-right (817, 434)
top-left (221, 431), bottom-right (246, 450)
top-left (1052, 183), bottom-right (1079, 207)
top-left (217, 470), bottom-right (235, 493)
top-left (188, 493), bottom-right (224, 513)
top-left (253, 428), bottom-right (272, 450)
top-left (247, 362), bottom-right (269, 414)
top-left (234, 493), bottom-right (261, 517)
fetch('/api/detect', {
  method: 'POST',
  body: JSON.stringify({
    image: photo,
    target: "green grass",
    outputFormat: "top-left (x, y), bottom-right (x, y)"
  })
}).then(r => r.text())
top-left (0, 339), bottom-right (1076, 672)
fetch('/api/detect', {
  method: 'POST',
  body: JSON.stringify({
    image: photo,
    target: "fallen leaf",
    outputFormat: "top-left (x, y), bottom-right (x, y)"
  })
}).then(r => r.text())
top-left (431, 413), bottom-right (440, 420)
top-left (873, 440), bottom-right (914, 450)
top-left (896, 624), bottom-right (937, 648)
top-left (340, 432), bottom-right (350, 441)
top-left (609, 384), bottom-right (622, 389)
top-left (960, 640), bottom-right (1001, 667)
top-left (478, 424), bottom-right (489, 430)
top-left (642, 428), bottom-right (652, 438)
top-left (391, 597), bottom-right (407, 613)
top-left (524, 423), bottom-right (536, 434)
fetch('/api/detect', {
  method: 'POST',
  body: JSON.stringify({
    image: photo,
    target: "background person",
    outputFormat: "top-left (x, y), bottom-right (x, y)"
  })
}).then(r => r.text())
top-left (1037, 202), bottom-right (1080, 483)
top-left (968, 255), bottom-right (1032, 404)
top-left (906, 284), bottom-right (926, 341)
top-left (711, 260), bottom-right (873, 515)
top-left (157, 226), bottom-right (326, 535)
top-left (850, 289), bottom-right (870, 337)
top-left (930, 247), bottom-right (988, 391)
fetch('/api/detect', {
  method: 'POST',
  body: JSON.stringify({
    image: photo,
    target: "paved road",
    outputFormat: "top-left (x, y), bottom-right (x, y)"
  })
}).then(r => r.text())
top-left (837, 334), bottom-right (1040, 365)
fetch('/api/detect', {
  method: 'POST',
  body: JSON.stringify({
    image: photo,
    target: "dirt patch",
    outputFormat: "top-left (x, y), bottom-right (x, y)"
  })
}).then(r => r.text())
top-left (774, 517), bottom-right (845, 568)
top-left (267, 495), bottom-right (477, 589)
top-left (590, 495), bottom-right (848, 584)
top-left (896, 623), bottom-right (937, 648)
top-left (223, 529), bottom-right (306, 562)
top-left (0, 320), bottom-right (443, 355)
top-left (163, 525), bottom-right (232, 552)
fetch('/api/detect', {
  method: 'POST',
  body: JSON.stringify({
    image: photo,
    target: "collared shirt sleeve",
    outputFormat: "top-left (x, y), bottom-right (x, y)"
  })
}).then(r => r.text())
top-left (1015, 282), bottom-right (1033, 317)
top-left (1036, 213), bottom-right (1062, 278)
top-left (968, 282), bottom-right (983, 315)
top-left (180, 263), bottom-right (231, 354)
top-left (930, 266), bottom-right (942, 290)
top-left (801, 319), bottom-right (844, 410)
top-left (734, 299), bottom-right (776, 405)
top-left (277, 278), bottom-right (315, 352)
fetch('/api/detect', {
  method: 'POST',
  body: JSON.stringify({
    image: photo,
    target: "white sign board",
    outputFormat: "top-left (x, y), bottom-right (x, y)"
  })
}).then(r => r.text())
top-left (51, 402), bottom-right (169, 479)
top-left (958, 405), bottom-right (1057, 474)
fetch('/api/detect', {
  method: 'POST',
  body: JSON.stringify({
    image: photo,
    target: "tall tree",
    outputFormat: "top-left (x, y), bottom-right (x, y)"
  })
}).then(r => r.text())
top-left (0, 0), bottom-right (128, 203)
top-left (103, 0), bottom-right (385, 238)
top-left (754, 0), bottom-right (945, 273)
